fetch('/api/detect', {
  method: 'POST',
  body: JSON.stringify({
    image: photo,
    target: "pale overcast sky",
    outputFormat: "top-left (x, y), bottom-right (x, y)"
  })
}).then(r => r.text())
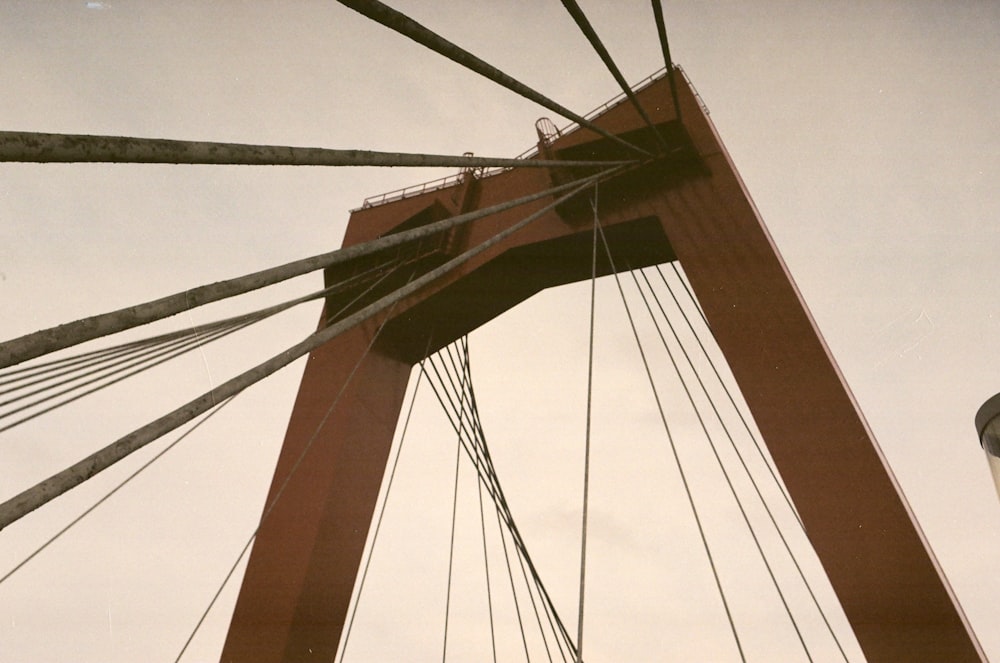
top-left (1, 1), bottom-right (998, 661)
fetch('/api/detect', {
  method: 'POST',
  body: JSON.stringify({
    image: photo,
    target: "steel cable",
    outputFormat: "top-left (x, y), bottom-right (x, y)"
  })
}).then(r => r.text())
top-left (0, 173), bottom-right (609, 530)
top-left (653, 265), bottom-right (849, 660)
top-left (0, 130), bottom-right (635, 169)
top-left (1, 170), bottom-right (615, 368)
top-left (422, 345), bottom-right (574, 661)
top-left (172, 270), bottom-right (415, 662)
top-left (574, 192), bottom-right (600, 663)
top-left (660, 263), bottom-right (803, 528)
top-left (650, 0), bottom-right (682, 121)
top-left (630, 267), bottom-right (815, 661)
top-left (336, 0), bottom-right (652, 159)
top-left (595, 220), bottom-right (747, 662)
top-left (560, 0), bottom-right (668, 153)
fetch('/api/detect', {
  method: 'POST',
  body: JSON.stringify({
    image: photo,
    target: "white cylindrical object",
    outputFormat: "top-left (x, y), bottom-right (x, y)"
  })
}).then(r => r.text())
top-left (975, 392), bottom-right (1000, 501)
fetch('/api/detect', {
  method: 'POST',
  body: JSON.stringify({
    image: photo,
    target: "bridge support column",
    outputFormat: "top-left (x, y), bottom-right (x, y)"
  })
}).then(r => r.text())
top-left (220, 316), bottom-right (412, 662)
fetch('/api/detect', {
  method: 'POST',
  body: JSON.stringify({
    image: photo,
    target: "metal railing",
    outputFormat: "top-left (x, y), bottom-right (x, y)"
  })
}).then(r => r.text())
top-left (355, 65), bottom-right (708, 212)
top-left (357, 172), bottom-right (467, 210)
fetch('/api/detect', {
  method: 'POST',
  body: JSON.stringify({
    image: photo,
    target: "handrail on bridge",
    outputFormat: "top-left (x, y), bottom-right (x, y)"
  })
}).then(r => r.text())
top-left (355, 65), bottom-right (708, 212)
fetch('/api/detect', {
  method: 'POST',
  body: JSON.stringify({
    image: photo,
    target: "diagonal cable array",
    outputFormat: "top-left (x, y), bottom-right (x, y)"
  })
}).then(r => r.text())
top-left (172, 284), bottom-right (415, 662)
top-left (420, 338), bottom-right (578, 662)
top-left (592, 212), bottom-right (853, 660)
top-left (336, 0), bottom-right (652, 159)
top-left (0, 174), bottom-right (612, 368)
top-left (0, 259), bottom-right (396, 434)
top-left (559, 0), bottom-right (668, 154)
top-left (0, 169), bottom-right (619, 531)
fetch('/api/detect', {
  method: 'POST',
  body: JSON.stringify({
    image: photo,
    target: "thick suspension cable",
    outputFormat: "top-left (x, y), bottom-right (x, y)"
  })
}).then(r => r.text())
top-left (596, 222), bottom-right (746, 662)
top-left (336, 0), bottom-right (652, 158)
top-left (0, 397), bottom-right (235, 586)
top-left (649, 0), bottom-right (682, 121)
top-left (559, 0), bottom-right (668, 153)
top-left (0, 131), bottom-right (633, 169)
top-left (0, 174), bottom-right (607, 530)
top-left (1, 171), bottom-right (614, 369)
top-left (173, 284), bottom-right (407, 662)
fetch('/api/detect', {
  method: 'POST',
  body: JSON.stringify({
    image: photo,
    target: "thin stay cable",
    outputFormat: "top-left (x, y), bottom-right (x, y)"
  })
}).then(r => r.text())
top-left (462, 339), bottom-right (499, 663)
top-left (440, 339), bottom-right (470, 663)
top-left (0, 396), bottom-right (235, 586)
top-left (492, 503), bottom-right (536, 663)
top-left (423, 342), bottom-right (570, 662)
top-left (655, 265), bottom-right (848, 660)
top-left (631, 268), bottom-right (814, 662)
top-left (172, 278), bottom-right (412, 662)
top-left (425, 354), bottom-right (491, 490)
top-left (0, 335), bottom-right (173, 390)
top-left (337, 361), bottom-right (426, 663)
top-left (575, 190), bottom-right (600, 663)
top-left (435, 342), bottom-right (511, 662)
top-left (595, 220), bottom-right (747, 662)
top-left (661, 263), bottom-right (802, 528)
top-left (461, 363), bottom-right (557, 663)
top-left (0, 265), bottom-right (393, 434)
top-left (0, 320), bottom-right (256, 433)
top-left (0, 324), bottom-right (240, 408)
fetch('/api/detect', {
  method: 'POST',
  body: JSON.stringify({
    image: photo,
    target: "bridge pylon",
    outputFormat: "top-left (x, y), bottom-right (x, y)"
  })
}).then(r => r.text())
top-left (221, 69), bottom-right (984, 662)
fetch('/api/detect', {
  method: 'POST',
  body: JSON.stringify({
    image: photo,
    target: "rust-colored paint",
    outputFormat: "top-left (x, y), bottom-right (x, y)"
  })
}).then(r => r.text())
top-left (223, 71), bottom-right (984, 661)
top-left (220, 317), bottom-right (412, 662)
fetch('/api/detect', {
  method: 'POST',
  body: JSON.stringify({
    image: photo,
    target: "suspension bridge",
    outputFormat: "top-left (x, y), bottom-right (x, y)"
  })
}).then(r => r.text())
top-left (1, 2), bottom-right (998, 662)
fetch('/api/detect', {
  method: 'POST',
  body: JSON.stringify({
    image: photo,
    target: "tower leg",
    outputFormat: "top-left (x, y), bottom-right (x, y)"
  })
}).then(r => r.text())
top-left (221, 316), bottom-right (411, 662)
top-left (646, 169), bottom-right (984, 661)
